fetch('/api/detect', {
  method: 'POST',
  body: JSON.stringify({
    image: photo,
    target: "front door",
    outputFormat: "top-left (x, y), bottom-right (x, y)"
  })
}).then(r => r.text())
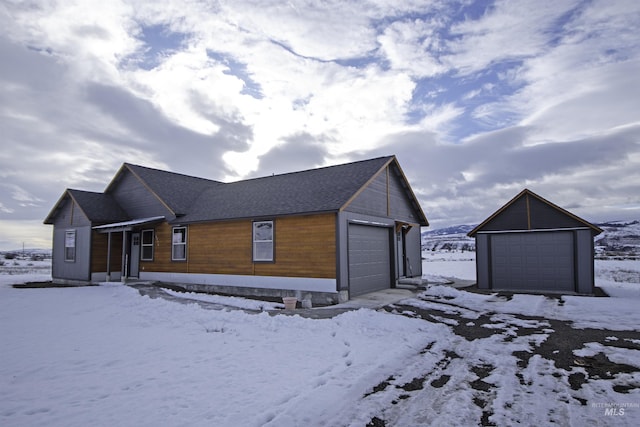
top-left (396, 227), bottom-right (407, 278)
top-left (129, 232), bottom-right (140, 278)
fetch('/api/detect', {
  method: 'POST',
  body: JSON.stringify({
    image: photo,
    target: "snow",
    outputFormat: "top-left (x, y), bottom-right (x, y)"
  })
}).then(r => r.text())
top-left (1, 258), bottom-right (639, 426)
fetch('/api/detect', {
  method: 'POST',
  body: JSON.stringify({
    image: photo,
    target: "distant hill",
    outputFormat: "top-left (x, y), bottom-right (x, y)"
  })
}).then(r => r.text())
top-left (594, 220), bottom-right (640, 259)
top-left (421, 225), bottom-right (476, 253)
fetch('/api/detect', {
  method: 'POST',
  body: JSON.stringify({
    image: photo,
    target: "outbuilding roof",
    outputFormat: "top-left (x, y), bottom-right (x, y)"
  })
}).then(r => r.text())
top-left (467, 188), bottom-right (603, 237)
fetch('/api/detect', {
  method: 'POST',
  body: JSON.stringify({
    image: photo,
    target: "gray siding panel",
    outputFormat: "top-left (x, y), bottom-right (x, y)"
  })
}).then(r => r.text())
top-left (475, 234), bottom-right (490, 290)
top-left (51, 225), bottom-right (92, 281)
top-left (345, 166), bottom-right (423, 224)
top-left (111, 171), bottom-right (172, 219)
top-left (345, 172), bottom-right (388, 216)
top-left (481, 197), bottom-right (529, 231)
top-left (529, 197), bottom-right (585, 229)
top-left (51, 199), bottom-right (92, 282)
top-left (575, 229), bottom-right (595, 294)
top-left (388, 167), bottom-right (420, 223)
top-left (52, 196), bottom-right (91, 228)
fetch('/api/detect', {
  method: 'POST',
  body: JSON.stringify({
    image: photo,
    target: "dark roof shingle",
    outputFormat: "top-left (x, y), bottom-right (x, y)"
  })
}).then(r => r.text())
top-left (176, 156), bottom-right (394, 223)
top-left (121, 163), bottom-right (222, 215)
top-left (68, 189), bottom-right (130, 223)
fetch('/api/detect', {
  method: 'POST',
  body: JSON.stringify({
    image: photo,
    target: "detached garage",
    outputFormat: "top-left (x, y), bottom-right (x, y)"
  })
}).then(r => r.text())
top-left (468, 189), bottom-right (603, 294)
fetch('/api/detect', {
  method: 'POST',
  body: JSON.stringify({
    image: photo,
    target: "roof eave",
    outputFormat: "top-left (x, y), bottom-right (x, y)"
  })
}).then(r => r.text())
top-left (169, 209), bottom-right (341, 225)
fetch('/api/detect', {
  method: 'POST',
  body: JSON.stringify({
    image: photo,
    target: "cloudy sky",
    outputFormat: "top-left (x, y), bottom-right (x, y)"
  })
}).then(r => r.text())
top-left (1, 0), bottom-right (639, 250)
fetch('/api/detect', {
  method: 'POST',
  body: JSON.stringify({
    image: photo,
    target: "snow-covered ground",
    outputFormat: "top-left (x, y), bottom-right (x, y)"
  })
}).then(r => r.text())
top-left (1, 258), bottom-right (639, 426)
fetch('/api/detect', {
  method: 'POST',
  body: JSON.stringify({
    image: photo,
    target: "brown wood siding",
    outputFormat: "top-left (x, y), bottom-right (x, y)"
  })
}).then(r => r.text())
top-left (139, 214), bottom-right (336, 279)
top-left (255, 214), bottom-right (337, 278)
top-left (90, 231), bottom-right (123, 273)
top-left (140, 222), bottom-right (189, 273)
top-left (188, 220), bottom-right (253, 274)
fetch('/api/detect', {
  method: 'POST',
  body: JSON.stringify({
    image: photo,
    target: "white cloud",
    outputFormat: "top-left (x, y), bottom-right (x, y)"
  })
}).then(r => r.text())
top-left (444, 0), bottom-right (580, 75)
top-left (378, 18), bottom-right (446, 77)
top-left (0, 0), bottom-right (638, 249)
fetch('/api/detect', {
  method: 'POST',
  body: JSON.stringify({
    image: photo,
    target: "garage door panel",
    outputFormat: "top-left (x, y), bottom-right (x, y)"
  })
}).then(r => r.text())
top-left (348, 225), bottom-right (391, 297)
top-left (491, 231), bottom-right (575, 292)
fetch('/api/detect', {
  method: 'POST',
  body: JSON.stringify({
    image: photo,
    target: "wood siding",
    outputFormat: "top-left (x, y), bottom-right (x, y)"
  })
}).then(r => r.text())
top-left (139, 214), bottom-right (337, 279)
top-left (140, 222), bottom-right (189, 273)
top-left (90, 231), bottom-right (123, 273)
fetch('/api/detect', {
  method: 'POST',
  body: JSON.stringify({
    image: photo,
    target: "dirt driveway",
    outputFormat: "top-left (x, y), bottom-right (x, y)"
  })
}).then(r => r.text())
top-left (362, 291), bottom-right (640, 426)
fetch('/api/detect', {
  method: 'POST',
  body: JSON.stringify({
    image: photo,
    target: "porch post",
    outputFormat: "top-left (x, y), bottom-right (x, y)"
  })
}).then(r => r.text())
top-left (121, 231), bottom-right (127, 282)
top-left (106, 231), bottom-right (112, 282)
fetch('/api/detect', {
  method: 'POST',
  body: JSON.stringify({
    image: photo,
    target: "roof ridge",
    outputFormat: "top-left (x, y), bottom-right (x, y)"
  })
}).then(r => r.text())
top-left (124, 163), bottom-right (221, 184)
top-left (228, 155), bottom-right (395, 184)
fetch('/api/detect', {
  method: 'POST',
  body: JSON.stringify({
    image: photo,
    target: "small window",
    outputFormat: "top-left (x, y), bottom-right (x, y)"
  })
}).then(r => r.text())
top-left (253, 221), bottom-right (274, 262)
top-left (141, 229), bottom-right (154, 261)
top-left (64, 230), bottom-right (76, 262)
top-left (172, 227), bottom-right (187, 261)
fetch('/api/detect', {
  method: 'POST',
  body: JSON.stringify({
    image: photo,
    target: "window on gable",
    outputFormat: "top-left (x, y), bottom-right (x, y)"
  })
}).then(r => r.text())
top-left (253, 221), bottom-right (274, 262)
top-left (64, 230), bottom-right (76, 262)
top-left (141, 229), bottom-right (154, 261)
top-left (172, 227), bottom-right (187, 261)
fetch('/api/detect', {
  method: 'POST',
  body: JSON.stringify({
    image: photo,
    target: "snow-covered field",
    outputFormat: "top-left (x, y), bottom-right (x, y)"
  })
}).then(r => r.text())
top-left (1, 258), bottom-right (639, 426)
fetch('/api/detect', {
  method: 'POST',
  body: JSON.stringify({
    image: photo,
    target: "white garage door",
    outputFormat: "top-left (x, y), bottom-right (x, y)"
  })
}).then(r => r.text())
top-left (348, 224), bottom-right (392, 297)
top-left (491, 231), bottom-right (575, 292)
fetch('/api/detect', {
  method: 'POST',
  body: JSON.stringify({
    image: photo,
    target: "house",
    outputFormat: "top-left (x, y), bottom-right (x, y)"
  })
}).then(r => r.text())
top-left (44, 156), bottom-right (428, 304)
top-left (467, 189), bottom-right (603, 294)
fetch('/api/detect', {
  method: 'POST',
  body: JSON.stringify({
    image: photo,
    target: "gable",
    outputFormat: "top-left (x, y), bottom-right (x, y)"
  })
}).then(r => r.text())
top-left (108, 169), bottom-right (174, 219)
top-left (123, 163), bottom-right (220, 215)
top-left (44, 193), bottom-right (91, 227)
top-left (44, 189), bottom-right (128, 226)
top-left (468, 189), bottom-right (602, 236)
top-left (343, 160), bottom-right (428, 225)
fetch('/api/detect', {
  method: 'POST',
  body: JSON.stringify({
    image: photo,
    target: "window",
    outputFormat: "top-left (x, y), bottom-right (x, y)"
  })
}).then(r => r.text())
top-left (64, 230), bottom-right (76, 262)
top-left (253, 221), bottom-right (274, 261)
top-left (172, 227), bottom-right (187, 261)
top-left (141, 229), bottom-right (154, 261)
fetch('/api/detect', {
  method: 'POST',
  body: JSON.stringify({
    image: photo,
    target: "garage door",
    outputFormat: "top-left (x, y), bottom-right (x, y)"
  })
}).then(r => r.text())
top-left (490, 231), bottom-right (575, 292)
top-left (348, 224), bottom-right (392, 297)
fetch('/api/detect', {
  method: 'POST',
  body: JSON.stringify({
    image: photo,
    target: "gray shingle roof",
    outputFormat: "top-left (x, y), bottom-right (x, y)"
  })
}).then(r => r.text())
top-left (69, 189), bottom-right (129, 223)
top-left (122, 163), bottom-right (222, 215)
top-left (176, 156), bottom-right (395, 223)
top-left (46, 156), bottom-right (418, 226)
top-left (46, 189), bottom-right (129, 224)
